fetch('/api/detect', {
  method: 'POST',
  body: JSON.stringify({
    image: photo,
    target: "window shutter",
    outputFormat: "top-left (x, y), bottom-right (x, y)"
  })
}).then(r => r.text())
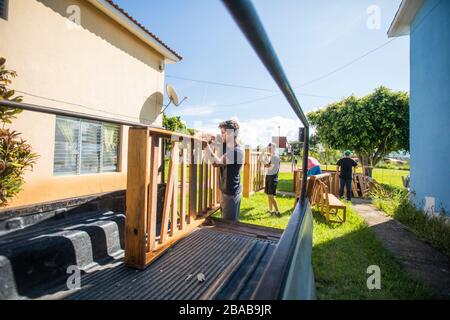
top-left (54, 116), bottom-right (120, 176)
top-left (54, 117), bottom-right (80, 175)
top-left (102, 124), bottom-right (120, 172)
top-left (80, 120), bottom-right (102, 174)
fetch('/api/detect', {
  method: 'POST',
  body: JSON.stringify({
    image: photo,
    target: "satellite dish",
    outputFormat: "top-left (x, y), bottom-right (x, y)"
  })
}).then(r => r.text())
top-left (166, 84), bottom-right (180, 106)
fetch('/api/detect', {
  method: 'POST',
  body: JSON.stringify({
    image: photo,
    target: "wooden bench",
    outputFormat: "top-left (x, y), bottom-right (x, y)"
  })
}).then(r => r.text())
top-left (311, 178), bottom-right (346, 223)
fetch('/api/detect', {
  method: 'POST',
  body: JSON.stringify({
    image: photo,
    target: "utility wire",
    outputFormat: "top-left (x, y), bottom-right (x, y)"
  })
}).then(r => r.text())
top-left (294, 38), bottom-right (397, 89)
top-left (167, 38), bottom-right (398, 107)
top-left (166, 75), bottom-right (276, 92)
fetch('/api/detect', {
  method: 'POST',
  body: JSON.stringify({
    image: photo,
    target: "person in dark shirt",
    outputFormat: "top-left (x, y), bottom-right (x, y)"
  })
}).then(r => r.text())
top-left (336, 150), bottom-right (358, 201)
top-left (206, 120), bottom-right (243, 221)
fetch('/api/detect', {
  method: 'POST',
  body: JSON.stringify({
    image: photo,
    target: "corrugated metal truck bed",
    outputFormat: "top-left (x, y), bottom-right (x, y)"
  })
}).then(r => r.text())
top-left (36, 219), bottom-right (282, 300)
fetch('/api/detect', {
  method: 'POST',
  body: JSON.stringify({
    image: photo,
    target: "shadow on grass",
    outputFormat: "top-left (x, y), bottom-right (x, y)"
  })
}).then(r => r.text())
top-left (312, 208), bottom-right (434, 300)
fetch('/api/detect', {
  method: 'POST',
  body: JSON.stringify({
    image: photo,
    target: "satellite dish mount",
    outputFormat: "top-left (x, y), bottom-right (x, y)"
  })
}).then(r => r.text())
top-left (161, 84), bottom-right (188, 113)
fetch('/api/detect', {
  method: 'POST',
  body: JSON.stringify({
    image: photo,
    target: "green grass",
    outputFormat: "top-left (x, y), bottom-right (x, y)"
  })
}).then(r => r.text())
top-left (372, 185), bottom-right (450, 256)
top-left (278, 172), bottom-right (295, 193)
top-left (233, 193), bottom-right (433, 299)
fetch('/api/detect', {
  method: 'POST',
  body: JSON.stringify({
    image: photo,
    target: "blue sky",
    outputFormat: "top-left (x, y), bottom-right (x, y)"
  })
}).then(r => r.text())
top-left (114, 0), bottom-right (409, 147)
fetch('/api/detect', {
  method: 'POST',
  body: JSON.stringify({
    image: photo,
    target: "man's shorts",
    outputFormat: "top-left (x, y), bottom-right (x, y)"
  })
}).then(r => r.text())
top-left (264, 175), bottom-right (278, 196)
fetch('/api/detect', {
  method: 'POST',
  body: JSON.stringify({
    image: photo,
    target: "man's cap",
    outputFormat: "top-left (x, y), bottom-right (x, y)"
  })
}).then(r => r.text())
top-left (344, 150), bottom-right (352, 156)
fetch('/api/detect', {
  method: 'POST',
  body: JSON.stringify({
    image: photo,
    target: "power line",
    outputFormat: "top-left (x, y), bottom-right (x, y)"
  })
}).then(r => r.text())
top-left (294, 38), bottom-right (397, 89)
top-left (214, 92), bottom-right (338, 108)
top-left (167, 38), bottom-right (398, 107)
top-left (166, 75), bottom-right (276, 92)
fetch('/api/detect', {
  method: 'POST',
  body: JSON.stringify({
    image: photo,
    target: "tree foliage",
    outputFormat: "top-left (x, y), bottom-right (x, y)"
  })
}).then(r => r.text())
top-left (308, 86), bottom-right (409, 167)
top-left (162, 113), bottom-right (195, 136)
top-left (0, 58), bottom-right (39, 206)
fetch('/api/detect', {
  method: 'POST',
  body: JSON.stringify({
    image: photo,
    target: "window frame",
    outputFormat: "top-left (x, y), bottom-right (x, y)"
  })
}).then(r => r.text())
top-left (0, 0), bottom-right (9, 20)
top-left (53, 116), bottom-right (121, 176)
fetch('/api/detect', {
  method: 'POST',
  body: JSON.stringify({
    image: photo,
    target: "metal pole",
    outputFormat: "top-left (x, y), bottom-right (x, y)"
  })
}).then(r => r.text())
top-left (222, 0), bottom-right (310, 204)
top-left (0, 100), bottom-right (155, 129)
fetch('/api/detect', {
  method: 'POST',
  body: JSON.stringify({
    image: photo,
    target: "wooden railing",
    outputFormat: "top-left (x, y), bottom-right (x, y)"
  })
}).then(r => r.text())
top-left (125, 127), bottom-right (221, 269)
top-left (294, 170), bottom-right (378, 199)
top-left (243, 149), bottom-right (267, 198)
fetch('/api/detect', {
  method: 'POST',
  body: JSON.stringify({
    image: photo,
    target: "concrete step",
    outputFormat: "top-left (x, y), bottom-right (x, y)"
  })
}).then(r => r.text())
top-left (0, 210), bottom-right (125, 299)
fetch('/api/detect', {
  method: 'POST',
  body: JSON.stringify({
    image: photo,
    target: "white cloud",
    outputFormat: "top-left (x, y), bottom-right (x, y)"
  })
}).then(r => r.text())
top-left (193, 116), bottom-right (303, 148)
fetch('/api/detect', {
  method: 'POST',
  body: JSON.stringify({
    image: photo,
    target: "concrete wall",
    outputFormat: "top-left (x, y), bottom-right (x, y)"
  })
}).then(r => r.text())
top-left (409, 0), bottom-right (450, 214)
top-left (0, 0), bottom-right (167, 209)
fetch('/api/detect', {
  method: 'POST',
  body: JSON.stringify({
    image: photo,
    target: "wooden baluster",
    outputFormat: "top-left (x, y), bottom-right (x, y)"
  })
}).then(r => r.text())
top-left (180, 143), bottom-right (187, 230)
top-left (170, 141), bottom-right (179, 236)
top-left (243, 148), bottom-right (251, 197)
top-left (216, 166), bottom-right (221, 205)
top-left (203, 160), bottom-right (208, 211)
top-left (211, 163), bottom-right (216, 206)
top-left (209, 164), bottom-right (213, 209)
top-left (189, 140), bottom-right (198, 223)
top-left (146, 134), bottom-right (160, 252)
top-left (160, 142), bottom-right (177, 244)
top-left (125, 127), bottom-right (149, 269)
top-left (198, 151), bottom-right (204, 214)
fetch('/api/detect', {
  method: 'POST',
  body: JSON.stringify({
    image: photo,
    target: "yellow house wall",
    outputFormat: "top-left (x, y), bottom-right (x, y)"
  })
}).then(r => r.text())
top-left (0, 0), bottom-right (167, 209)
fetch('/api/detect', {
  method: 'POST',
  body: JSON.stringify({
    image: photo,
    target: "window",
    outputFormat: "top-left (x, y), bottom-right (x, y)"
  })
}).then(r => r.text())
top-left (0, 0), bottom-right (8, 20)
top-left (54, 116), bottom-right (120, 175)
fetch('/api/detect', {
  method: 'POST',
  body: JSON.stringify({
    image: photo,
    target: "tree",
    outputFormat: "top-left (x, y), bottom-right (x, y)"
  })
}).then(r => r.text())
top-left (162, 113), bottom-right (195, 135)
top-left (0, 57), bottom-right (39, 206)
top-left (308, 86), bottom-right (409, 176)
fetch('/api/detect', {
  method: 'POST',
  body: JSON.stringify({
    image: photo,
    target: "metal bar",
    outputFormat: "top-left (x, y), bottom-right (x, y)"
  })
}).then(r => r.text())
top-left (222, 0), bottom-right (309, 128)
top-left (222, 0), bottom-right (313, 300)
top-left (221, 0), bottom-right (310, 205)
top-left (251, 201), bottom-right (309, 299)
top-left (0, 100), bottom-right (154, 129)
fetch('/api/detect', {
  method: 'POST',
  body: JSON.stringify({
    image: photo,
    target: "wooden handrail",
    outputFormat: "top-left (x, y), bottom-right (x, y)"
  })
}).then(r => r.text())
top-left (125, 127), bottom-right (220, 269)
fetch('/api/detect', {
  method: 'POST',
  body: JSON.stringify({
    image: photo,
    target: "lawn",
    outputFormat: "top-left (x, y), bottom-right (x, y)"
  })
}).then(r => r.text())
top-left (235, 192), bottom-right (433, 299)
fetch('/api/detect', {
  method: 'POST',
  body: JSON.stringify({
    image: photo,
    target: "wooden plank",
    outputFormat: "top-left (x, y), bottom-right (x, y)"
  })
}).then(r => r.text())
top-left (180, 145), bottom-right (187, 230)
top-left (145, 206), bottom-right (220, 267)
top-left (215, 167), bottom-right (221, 204)
top-left (203, 161), bottom-right (208, 210)
top-left (243, 148), bottom-right (251, 197)
top-left (209, 164), bottom-right (214, 208)
top-left (358, 175), bottom-right (367, 197)
top-left (188, 139), bottom-right (198, 223)
top-left (170, 142), bottom-right (179, 237)
top-left (146, 134), bottom-right (160, 252)
top-left (125, 127), bottom-right (150, 269)
top-left (160, 143), bottom-right (177, 243)
top-left (352, 177), bottom-right (359, 198)
top-left (198, 153), bottom-right (204, 213)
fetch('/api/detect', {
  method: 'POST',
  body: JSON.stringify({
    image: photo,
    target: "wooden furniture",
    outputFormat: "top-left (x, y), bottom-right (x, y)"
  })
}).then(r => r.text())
top-left (125, 127), bottom-right (221, 269)
top-left (301, 173), bottom-right (346, 223)
top-left (313, 180), bottom-right (346, 223)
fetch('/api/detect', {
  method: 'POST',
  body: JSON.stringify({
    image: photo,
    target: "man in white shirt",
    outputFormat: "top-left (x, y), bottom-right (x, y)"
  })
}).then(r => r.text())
top-left (264, 143), bottom-right (281, 217)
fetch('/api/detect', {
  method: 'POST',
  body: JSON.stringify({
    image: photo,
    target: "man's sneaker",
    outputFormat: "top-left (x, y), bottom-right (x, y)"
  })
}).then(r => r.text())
top-left (274, 211), bottom-right (281, 217)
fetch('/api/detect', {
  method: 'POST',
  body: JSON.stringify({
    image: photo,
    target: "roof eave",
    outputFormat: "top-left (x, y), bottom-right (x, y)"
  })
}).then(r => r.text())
top-left (87, 0), bottom-right (182, 63)
top-left (388, 0), bottom-right (425, 38)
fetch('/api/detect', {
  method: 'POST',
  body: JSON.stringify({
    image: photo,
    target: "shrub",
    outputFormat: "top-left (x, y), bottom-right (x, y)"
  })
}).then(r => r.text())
top-left (0, 57), bottom-right (39, 206)
top-left (371, 185), bottom-right (450, 256)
